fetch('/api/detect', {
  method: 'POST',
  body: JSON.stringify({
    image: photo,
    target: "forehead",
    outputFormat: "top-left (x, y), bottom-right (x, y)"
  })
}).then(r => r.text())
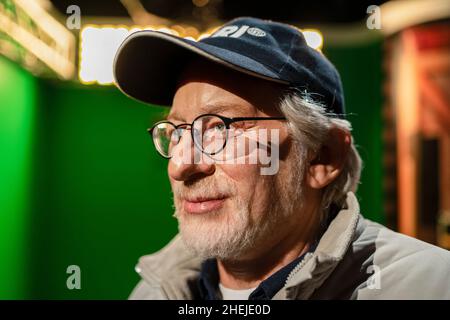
top-left (168, 58), bottom-right (285, 121)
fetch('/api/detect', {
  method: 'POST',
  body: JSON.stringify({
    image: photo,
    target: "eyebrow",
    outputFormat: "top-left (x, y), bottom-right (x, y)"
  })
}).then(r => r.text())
top-left (166, 103), bottom-right (250, 122)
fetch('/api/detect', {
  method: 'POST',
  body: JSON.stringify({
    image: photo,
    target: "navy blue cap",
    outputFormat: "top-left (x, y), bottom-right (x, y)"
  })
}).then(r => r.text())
top-left (114, 17), bottom-right (345, 117)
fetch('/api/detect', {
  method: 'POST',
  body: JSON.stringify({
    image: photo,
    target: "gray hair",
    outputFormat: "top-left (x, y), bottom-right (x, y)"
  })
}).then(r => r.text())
top-left (278, 89), bottom-right (362, 222)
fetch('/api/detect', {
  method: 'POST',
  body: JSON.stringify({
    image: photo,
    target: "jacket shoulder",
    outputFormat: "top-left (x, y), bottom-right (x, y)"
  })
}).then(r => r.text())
top-left (129, 280), bottom-right (166, 300)
top-left (355, 219), bottom-right (450, 299)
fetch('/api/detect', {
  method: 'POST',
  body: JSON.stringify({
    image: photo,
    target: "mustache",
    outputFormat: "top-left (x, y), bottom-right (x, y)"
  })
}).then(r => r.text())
top-left (172, 179), bottom-right (235, 201)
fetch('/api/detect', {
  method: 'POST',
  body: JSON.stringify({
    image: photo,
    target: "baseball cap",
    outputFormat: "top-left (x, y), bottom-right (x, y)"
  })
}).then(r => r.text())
top-left (113, 17), bottom-right (345, 118)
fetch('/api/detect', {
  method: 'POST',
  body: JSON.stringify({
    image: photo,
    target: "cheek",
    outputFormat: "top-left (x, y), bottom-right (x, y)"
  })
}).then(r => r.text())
top-left (218, 163), bottom-right (274, 213)
top-left (218, 162), bottom-right (259, 185)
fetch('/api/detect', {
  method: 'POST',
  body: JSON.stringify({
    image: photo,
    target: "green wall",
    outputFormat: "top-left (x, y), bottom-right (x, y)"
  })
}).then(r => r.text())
top-left (324, 39), bottom-right (384, 224)
top-left (0, 56), bottom-right (36, 298)
top-left (29, 80), bottom-right (177, 299)
top-left (0, 37), bottom-right (384, 299)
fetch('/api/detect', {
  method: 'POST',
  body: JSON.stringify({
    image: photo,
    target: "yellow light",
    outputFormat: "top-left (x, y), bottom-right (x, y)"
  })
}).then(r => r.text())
top-left (0, 0), bottom-right (75, 79)
top-left (79, 25), bottom-right (190, 85)
top-left (156, 27), bottom-right (179, 36)
top-left (79, 25), bottom-right (323, 86)
top-left (79, 25), bottom-right (132, 85)
top-left (302, 30), bottom-right (323, 50)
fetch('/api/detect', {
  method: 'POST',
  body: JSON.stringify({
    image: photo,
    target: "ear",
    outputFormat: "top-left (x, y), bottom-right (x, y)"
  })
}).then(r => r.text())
top-left (306, 127), bottom-right (351, 189)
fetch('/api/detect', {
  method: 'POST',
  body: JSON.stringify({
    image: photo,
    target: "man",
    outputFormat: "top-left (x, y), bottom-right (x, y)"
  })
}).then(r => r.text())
top-left (114, 17), bottom-right (450, 300)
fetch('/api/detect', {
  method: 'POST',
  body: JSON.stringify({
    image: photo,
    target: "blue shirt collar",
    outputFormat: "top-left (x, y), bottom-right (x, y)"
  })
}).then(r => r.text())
top-left (198, 242), bottom-right (318, 300)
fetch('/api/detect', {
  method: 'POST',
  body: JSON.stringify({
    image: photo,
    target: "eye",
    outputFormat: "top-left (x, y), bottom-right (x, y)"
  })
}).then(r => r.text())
top-left (212, 122), bottom-right (226, 131)
top-left (204, 120), bottom-right (226, 132)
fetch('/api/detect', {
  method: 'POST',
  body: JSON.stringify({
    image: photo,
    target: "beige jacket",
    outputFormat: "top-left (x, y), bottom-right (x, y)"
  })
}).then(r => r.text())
top-left (129, 192), bottom-right (450, 299)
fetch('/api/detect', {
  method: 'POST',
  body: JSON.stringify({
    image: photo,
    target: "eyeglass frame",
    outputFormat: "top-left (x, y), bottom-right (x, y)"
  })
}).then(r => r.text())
top-left (147, 113), bottom-right (286, 159)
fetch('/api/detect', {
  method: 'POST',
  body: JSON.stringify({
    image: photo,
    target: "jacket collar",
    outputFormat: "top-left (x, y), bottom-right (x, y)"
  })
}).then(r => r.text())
top-left (136, 234), bottom-right (201, 299)
top-left (274, 191), bottom-right (360, 299)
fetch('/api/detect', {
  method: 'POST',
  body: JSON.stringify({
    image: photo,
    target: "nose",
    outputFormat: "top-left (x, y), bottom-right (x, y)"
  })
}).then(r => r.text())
top-left (168, 129), bottom-right (215, 182)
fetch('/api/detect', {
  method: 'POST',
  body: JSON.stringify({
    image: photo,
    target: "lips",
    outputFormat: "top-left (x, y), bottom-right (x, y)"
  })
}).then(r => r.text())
top-left (183, 196), bottom-right (227, 214)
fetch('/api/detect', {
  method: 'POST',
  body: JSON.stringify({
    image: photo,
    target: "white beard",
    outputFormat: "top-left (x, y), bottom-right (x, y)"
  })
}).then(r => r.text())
top-left (172, 150), bottom-right (304, 261)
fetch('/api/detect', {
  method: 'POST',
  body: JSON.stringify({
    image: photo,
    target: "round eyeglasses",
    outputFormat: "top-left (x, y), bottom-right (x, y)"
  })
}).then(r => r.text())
top-left (148, 114), bottom-right (286, 159)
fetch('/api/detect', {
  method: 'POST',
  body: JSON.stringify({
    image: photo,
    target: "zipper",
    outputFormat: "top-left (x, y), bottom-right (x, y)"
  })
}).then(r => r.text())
top-left (285, 252), bottom-right (314, 286)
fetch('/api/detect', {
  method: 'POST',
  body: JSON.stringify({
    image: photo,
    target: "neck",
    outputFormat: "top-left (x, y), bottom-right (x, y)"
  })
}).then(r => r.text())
top-left (217, 201), bottom-right (321, 289)
top-left (217, 239), bottom-right (310, 289)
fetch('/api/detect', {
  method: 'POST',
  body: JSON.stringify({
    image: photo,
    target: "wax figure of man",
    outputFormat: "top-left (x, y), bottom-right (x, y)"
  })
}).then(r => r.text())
top-left (114, 17), bottom-right (450, 300)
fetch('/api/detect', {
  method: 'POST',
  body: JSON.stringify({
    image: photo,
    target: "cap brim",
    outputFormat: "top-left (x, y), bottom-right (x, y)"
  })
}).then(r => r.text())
top-left (113, 30), bottom-right (289, 107)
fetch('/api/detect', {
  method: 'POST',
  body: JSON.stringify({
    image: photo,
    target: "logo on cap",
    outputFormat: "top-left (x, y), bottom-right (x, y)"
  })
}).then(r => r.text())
top-left (211, 25), bottom-right (266, 38)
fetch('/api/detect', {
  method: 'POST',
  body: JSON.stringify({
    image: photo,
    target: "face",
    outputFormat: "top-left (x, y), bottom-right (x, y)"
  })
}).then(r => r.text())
top-left (168, 59), bottom-right (306, 261)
